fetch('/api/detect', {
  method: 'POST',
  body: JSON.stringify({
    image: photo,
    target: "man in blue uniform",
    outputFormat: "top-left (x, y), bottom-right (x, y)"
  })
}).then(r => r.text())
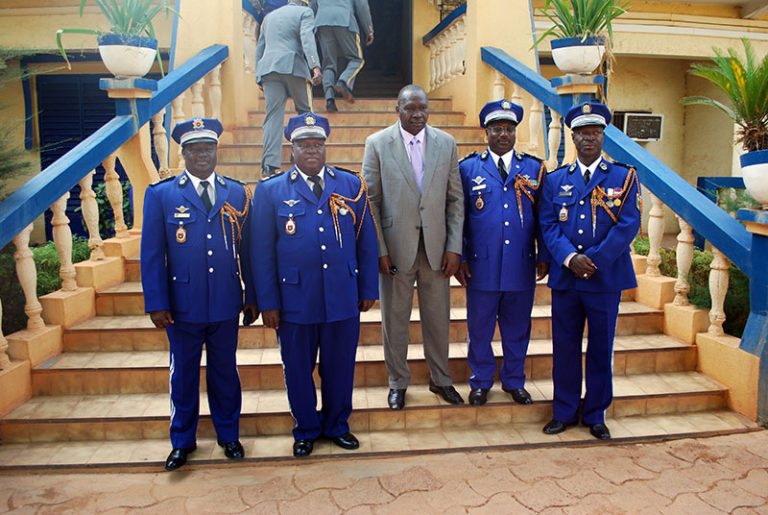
top-left (141, 117), bottom-right (258, 471)
top-left (538, 102), bottom-right (641, 439)
top-left (251, 112), bottom-right (378, 457)
top-left (456, 100), bottom-right (549, 406)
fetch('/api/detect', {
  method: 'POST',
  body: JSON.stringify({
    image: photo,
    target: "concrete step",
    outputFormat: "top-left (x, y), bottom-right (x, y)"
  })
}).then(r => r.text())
top-left (0, 371), bottom-right (728, 444)
top-left (31, 335), bottom-right (695, 395)
top-left (0, 411), bottom-right (757, 472)
top-left (247, 110), bottom-right (466, 127)
top-left (231, 125), bottom-right (486, 144)
top-left (217, 141), bottom-right (486, 164)
top-left (66, 302), bottom-right (662, 352)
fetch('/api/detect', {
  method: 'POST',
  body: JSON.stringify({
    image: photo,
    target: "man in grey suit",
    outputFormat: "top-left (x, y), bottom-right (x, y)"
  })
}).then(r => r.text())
top-left (256, 0), bottom-right (322, 177)
top-left (312, 0), bottom-right (374, 112)
top-left (362, 84), bottom-right (465, 409)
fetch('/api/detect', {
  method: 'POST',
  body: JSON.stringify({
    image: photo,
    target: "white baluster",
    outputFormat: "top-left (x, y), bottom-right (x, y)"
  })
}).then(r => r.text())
top-left (12, 224), bottom-right (44, 330)
top-left (207, 64), bottom-right (223, 122)
top-left (674, 215), bottom-right (694, 306)
top-left (492, 71), bottom-right (505, 100)
top-left (529, 99), bottom-right (543, 156)
top-left (448, 25), bottom-right (459, 80)
top-left (103, 153), bottom-right (129, 237)
top-left (152, 111), bottom-right (169, 178)
top-left (242, 12), bottom-right (254, 74)
top-left (510, 83), bottom-right (523, 109)
top-left (434, 36), bottom-right (445, 89)
top-left (0, 300), bottom-right (10, 369)
top-left (563, 125), bottom-right (576, 164)
top-left (51, 193), bottom-right (77, 291)
top-left (646, 193), bottom-right (664, 277)
top-left (79, 170), bottom-right (105, 261)
top-left (452, 19), bottom-right (466, 78)
top-left (708, 246), bottom-right (729, 335)
top-left (546, 108), bottom-right (562, 171)
top-left (429, 45), bottom-right (437, 91)
top-left (171, 95), bottom-right (186, 170)
top-left (191, 79), bottom-right (205, 118)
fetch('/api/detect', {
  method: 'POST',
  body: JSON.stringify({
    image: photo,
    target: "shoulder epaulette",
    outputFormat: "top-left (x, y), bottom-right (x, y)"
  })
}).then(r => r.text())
top-left (459, 151), bottom-right (478, 163)
top-left (259, 171), bottom-right (285, 182)
top-left (521, 152), bottom-right (543, 162)
top-left (607, 159), bottom-right (634, 170)
top-left (331, 165), bottom-right (361, 175)
top-left (219, 174), bottom-right (246, 185)
top-left (149, 176), bottom-right (175, 187)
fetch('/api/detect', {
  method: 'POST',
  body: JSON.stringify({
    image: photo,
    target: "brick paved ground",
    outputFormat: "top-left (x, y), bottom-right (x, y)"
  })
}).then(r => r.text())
top-left (2, 430), bottom-right (767, 513)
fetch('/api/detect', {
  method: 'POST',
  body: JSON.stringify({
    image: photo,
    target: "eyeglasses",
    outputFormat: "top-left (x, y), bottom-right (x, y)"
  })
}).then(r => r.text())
top-left (183, 146), bottom-right (216, 156)
top-left (486, 126), bottom-right (516, 135)
top-left (293, 142), bottom-right (325, 151)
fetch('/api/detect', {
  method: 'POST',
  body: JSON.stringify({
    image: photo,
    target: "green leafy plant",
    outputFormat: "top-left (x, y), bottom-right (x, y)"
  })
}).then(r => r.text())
top-left (56, 0), bottom-right (176, 72)
top-left (532, 0), bottom-right (631, 48)
top-left (683, 38), bottom-right (768, 152)
top-left (74, 180), bottom-right (133, 238)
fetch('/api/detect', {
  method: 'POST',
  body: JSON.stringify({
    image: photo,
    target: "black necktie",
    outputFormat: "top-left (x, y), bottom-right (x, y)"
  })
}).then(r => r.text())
top-left (498, 157), bottom-right (508, 182)
top-left (583, 168), bottom-right (591, 186)
top-left (308, 175), bottom-right (323, 199)
top-left (199, 180), bottom-right (213, 212)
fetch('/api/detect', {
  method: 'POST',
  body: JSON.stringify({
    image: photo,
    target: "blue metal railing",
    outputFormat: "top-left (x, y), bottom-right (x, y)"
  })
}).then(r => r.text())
top-left (480, 46), bottom-right (752, 277)
top-left (0, 44), bottom-right (228, 251)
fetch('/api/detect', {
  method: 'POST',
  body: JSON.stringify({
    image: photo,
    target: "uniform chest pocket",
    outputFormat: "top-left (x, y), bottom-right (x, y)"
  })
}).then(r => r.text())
top-left (277, 205), bottom-right (306, 238)
top-left (469, 185), bottom-right (492, 213)
top-left (552, 195), bottom-right (577, 222)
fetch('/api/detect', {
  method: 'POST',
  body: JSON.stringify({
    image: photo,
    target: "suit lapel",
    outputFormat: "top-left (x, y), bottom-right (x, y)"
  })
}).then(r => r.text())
top-left (180, 174), bottom-right (208, 214)
top-left (292, 168), bottom-right (319, 205)
top-left (319, 168), bottom-right (336, 205)
top-left (209, 175), bottom-right (230, 215)
top-left (483, 153), bottom-right (505, 186)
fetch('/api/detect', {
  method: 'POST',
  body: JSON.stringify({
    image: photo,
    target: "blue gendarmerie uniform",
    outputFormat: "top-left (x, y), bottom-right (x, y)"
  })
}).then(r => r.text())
top-left (141, 171), bottom-right (253, 449)
top-left (251, 164), bottom-right (378, 441)
top-left (460, 148), bottom-right (548, 391)
top-left (539, 156), bottom-right (641, 425)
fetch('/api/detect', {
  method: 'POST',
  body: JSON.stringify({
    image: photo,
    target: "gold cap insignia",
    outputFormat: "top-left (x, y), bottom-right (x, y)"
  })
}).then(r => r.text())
top-left (192, 118), bottom-right (204, 129)
top-left (501, 100), bottom-right (511, 110)
top-left (582, 104), bottom-right (592, 114)
top-left (305, 114), bottom-right (316, 126)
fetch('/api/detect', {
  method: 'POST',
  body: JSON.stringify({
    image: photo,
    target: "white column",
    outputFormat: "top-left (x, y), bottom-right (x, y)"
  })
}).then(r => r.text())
top-left (646, 193), bottom-right (664, 276)
top-left (546, 109), bottom-right (562, 171)
top-left (151, 111), bottom-right (169, 178)
top-left (708, 246), bottom-right (729, 335)
top-left (207, 64), bottom-right (223, 121)
top-left (171, 95), bottom-right (186, 170)
top-left (191, 79), bottom-right (205, 118)
top-left (12, 223), bottom-right (44, 330)
top-left (492, 71), bottom-right (505, 101)
top-left (51, 193), bottom-right (77, 291)
top-left (528, 99), bottom-right (543, 157)
top-left (103, 153), bottom-right (129, 237)
top-left (78, 170), bottom-right (105, 261)
top-left (674, 215), bottom-right (694, 306)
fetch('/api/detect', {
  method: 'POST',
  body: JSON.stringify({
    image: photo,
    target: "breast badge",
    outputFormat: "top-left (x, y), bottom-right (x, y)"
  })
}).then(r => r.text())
top-left (176, 226), bottom-right (187, 243)
top-left (559, 205), bottom-right (568, 222)
top-left (285, 216), bottom-right (296, 235)
top-left (475, 194), bottom-right (485, 211)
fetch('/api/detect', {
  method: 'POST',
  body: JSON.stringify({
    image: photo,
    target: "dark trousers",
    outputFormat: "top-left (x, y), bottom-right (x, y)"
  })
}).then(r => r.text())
top-left (277, 316), bottom-right (360, 440)
top-left (167, 317), bottom-right (241, 448)
top-left (551, 289), bottom-right (621, 425)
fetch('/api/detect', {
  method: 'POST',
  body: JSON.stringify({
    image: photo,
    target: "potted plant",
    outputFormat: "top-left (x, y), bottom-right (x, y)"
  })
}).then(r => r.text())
top-left (56, 0), bottom-right (175, 79)
top-left (532, 0), bottom-right (631, 75)
top-left (683, 39), bottom-right (768, 208)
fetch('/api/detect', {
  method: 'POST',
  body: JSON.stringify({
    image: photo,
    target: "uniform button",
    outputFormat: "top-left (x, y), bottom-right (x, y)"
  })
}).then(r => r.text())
top-left (317, 209), bottom-right (322, 215)
top-left (172, 276), bottom-right (176, 280)
top-left (355, 268), bottom-right (358, 273)
top-left (207, 234), bottom-right (212, 239)
top-left (282, 278), bottom-right (286, 283)
top-left (208, 218), bottom-right (213, 223)
top-left (580, 214), bottom-right (585, 219)
top-left (319, 227), bottom-right (324, 232)
top-left (504, 221), bottom-right (509, 226)
top-left (503, 187), bottom-right (508, 192)
top-left (579, 200), bottom-right (585, 205)
top-left (208, 250), bottom-right (213, 256)
top-left (321, 245), bottom-right (327, 251)
top-left (505, 240), bottom-right (510, 244)
top-left (208, 267), bottom-right (214, 273)
top-left (577, 245), bottom-right (583, 250)
top-left (323, 264), bottom-right (328, 269)
top-left (504, 203), bottom-right (509, 209)
top-left (578, 229), bottom-right (584, 234)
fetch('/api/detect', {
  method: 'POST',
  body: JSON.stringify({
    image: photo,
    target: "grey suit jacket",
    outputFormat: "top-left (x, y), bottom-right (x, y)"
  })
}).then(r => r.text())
top-left (311, 0), bottom-right (374, 37)
top-left (255, 3), bottom-right (320, 84)
top-left (362, 123), bottom-right (464, 271)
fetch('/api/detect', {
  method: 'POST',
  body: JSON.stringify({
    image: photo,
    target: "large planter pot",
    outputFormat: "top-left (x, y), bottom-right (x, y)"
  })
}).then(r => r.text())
top-left (551, 36), bottom-right (606, 75)
top-left (741, 149), bottom-right (768, 209)
top-left (97, 34), bottom-right (158, 79)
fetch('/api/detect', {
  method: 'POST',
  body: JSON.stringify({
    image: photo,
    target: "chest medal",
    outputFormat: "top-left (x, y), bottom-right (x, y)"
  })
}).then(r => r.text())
top-left (285, 216), bottom-right (296, 235)
top-left (175, 226), bottom-right (187, 243)
top-left (559, 205), bottom-right (568, 222)
top-left (475, 194), bottom-right (485, 211)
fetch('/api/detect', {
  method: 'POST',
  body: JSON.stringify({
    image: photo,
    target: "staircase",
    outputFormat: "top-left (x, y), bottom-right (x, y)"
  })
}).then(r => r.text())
top-left (0, 98), bottom-right (758, 471)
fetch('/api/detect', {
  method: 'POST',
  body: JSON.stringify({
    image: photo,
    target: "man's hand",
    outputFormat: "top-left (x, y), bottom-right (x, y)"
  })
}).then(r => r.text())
top-left (454, 262), bottom-right (471, 287)
top-left (150, 310), bottom-right (174, 329)
top-left (441, 251), bottom-right (461, 278)
top-left (379, 255), bottom-right (393, 275)
top-left (569, 254), bottom-right (597, 279)
top-left (358, 299), bottom-right (375, 312)
top-left (242, 303), bottom-right (260, 326)
top-left (311, 66), bottom-right (322, 86)
top-left (536, 262), bottom-right (550, 281)
top-left (262, 309), bottom-right (280, 329)
top-left (365, 33), bottom-right (374, 46)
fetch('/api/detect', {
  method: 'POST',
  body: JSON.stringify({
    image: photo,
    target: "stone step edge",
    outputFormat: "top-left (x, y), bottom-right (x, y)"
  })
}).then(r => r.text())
top-left (0, 412), bottom-right (758, 473)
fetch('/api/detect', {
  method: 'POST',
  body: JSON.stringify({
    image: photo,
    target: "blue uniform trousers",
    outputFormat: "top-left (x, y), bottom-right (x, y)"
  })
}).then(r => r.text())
top-left (551, 289), bottom-right (621, 425)
top-left (167, 317), bottom-right (241, 448)
top-left (467, 288), bottom-right (535, 391)
top-left (277, 316), bottom-right (359, 441)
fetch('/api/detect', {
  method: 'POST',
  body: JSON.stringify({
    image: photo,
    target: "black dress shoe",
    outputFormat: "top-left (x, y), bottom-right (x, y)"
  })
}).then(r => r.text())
top-left (331, 432), bottom-right (359, 450)
top-left (217, 440), bottom-right (245, 460)
top-left (586, 423), bottom-right (611, 440)
top-left (164, 445), bottom-right (196, 471)
top-left (429, 383), bottom-right (464, 404)
top-left (542, 419), bottom-right (578, 435)
top-left (293, 439), bottom-right (314, 458)
top-left (503, 387), bottom-right (533, 405)
top-left (468, 388), bottom-right (489, 406)
top-left (334, 80), bottom-right (354, 102)
top-left (388, 388), bottom-right (406, 410)
top-left (326, 98), bottom-right (338, 112)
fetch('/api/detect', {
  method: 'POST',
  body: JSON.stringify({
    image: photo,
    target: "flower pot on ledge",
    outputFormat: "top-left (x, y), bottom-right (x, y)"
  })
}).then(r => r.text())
top-left (551, 36), bottom-right (605, 75)
top-left (741, 149), bottom-right (768, 210)
top-left (97, 34), bottom-right (158, 79)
